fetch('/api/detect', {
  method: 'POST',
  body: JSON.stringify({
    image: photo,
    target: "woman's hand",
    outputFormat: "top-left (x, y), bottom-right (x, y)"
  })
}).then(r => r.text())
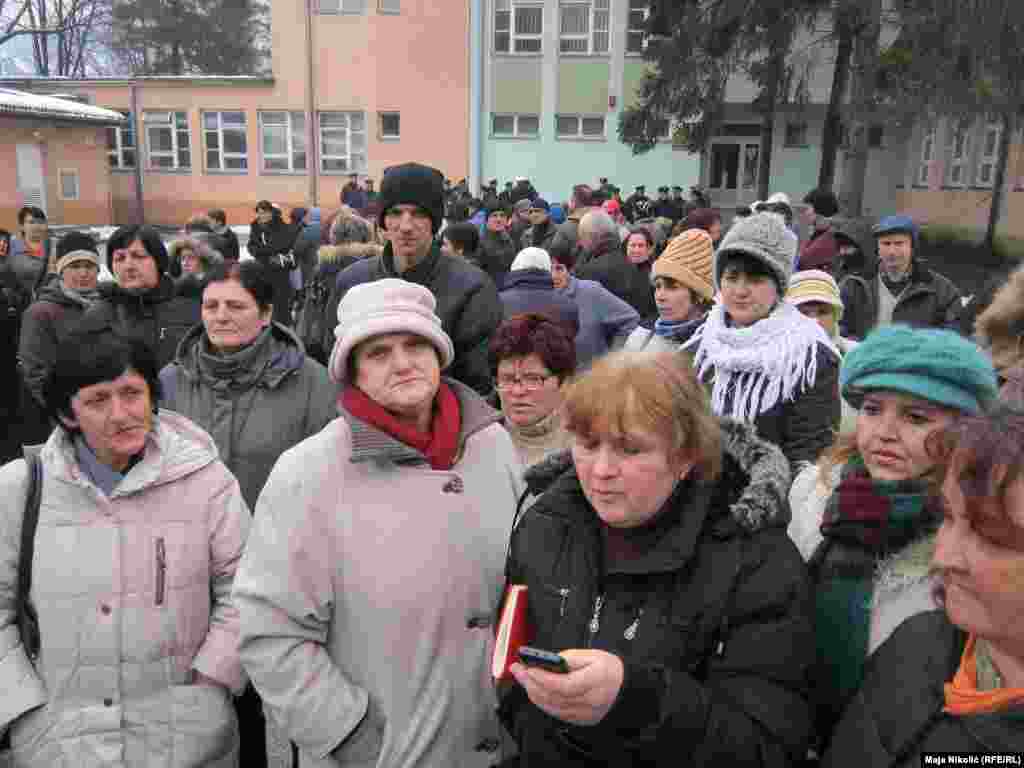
top-left (511, 649), bottom-right (624, 726)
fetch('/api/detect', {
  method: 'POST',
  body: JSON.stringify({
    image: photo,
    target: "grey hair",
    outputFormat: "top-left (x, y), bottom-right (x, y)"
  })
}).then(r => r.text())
top-left (579, 210), bottom-right (619, 243)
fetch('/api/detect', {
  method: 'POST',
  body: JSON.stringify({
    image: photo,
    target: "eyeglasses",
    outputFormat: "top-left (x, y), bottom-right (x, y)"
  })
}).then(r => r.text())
top-left (495, 373), bottom-right (553, 392)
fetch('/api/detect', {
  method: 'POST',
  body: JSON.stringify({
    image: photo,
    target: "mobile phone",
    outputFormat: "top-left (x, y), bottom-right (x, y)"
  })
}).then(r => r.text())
top-left (518, 646), bottom-right (570, 674)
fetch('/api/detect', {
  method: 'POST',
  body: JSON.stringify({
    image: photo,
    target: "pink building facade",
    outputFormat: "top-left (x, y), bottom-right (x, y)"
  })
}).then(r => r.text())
top-left (1, 0), bottom-right (471, 227)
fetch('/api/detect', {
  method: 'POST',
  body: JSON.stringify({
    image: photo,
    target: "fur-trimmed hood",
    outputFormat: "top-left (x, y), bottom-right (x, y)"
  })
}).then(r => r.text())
top-left (521, 417), bottom-right (791, 533)
top-left (317, 242), bottom-right (383, 267)
top-left (975, 262), bottom-right (1024, 374)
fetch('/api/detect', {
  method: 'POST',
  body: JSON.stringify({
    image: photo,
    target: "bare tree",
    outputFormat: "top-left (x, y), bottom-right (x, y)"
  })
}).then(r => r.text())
top-left (23, 0), bottom-right (112, 76)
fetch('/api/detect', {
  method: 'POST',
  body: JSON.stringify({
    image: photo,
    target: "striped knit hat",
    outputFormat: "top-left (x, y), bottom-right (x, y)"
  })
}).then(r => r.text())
top-left (786, 269), bottom-right (843, 319)
top-left (652, 229), bottom-right (715, 300)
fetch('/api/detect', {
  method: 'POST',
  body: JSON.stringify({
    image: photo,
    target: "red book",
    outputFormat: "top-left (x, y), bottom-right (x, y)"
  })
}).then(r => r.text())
top-left (492, 585), bottom-right (531, 682)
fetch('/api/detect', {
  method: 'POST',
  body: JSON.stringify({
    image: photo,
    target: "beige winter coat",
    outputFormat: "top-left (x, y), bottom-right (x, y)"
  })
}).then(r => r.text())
top-left (233, 379), bottom-right (525, 768)
top-left (0, 410), bottom-right (251, 768)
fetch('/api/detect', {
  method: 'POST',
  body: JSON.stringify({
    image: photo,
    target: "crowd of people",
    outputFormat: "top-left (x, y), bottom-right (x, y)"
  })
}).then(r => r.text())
top-left (0, 160), bottom-right (1023, 768)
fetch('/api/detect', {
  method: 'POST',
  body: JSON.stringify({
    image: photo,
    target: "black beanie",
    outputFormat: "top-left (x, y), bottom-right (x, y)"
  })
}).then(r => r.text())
top-left (106, 225), bottom-right (169, 275)
top-left (377, 162), bottom-right (446, 234)
top-left (56, 231), bottom-right (99, 261)
top-left (803, 187), bottom-right (840, 218)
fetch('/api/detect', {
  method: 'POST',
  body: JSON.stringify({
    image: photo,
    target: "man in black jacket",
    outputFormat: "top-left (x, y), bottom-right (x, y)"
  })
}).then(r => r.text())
top-left (477, 201), bottom-right (517, 284)
top-left (328, 163), bottom-right (501, 395)
top-left (248, 201), bottom-right (298, 325)
top-left (839, 215), bottom-right (962, 340)
top-left (77, 225), bottom-right (200, 369)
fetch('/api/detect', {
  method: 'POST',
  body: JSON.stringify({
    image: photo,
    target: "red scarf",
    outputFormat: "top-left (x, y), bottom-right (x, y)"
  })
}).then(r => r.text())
top-left (341, 381), bottom-right (461, 470)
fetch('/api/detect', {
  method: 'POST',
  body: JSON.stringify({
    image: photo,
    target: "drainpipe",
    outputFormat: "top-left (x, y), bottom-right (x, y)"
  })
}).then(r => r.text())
top-left (305, 0), bottom-right (318, 205)
top-left (130, 83), bottom-right (144, 223)
top-left (469, 0), bottom-right (483, 193)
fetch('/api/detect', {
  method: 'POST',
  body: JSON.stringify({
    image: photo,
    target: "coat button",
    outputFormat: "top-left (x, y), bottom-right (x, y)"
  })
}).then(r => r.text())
top-left (100, 604), bottom-right (111, 615)
top-left (103, 698), bottom-right (113, 707)
top-left (475, 738), bottom-right (500, 753)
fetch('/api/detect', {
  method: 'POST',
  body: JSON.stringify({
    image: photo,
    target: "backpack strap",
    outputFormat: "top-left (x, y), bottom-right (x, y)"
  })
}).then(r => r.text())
top-left (18, 453), bottom-right (43, 661)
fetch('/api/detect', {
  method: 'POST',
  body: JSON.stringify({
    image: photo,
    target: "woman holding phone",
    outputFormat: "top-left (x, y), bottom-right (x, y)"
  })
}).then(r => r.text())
top-left (498, 349), bottom-right (814, 767)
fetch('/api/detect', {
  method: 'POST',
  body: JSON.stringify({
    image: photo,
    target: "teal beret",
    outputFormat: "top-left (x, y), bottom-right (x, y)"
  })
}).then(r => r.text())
top-left (841, 325), bottom-right (997, 414)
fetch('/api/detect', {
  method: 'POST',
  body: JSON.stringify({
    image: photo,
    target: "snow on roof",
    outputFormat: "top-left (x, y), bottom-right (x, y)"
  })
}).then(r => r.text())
top-left (0, 88), bottom-right (124, 124)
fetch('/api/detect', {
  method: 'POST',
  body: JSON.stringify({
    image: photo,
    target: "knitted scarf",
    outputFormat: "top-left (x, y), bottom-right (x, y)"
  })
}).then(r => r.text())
top-left (341, 381), bottom-right (461, 470)
top-left (810, 456), bottom-right (933, 726)
top-left (653, 315), bottom-right (703, 339)
top-left (682, 301), bottom-right (837, 422)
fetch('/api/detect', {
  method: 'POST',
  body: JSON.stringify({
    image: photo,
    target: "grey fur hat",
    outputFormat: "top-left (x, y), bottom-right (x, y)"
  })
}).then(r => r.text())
top-left (715, 212), bottom-right (796, 292)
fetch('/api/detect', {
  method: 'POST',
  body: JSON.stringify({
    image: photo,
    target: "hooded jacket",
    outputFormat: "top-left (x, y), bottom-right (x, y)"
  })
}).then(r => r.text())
top-left (499, 419), bottom-right (814, 768)
top-left (498, 269), bottom-right (580, 333)
top-left (839, 256), bottom-right (962, 340)
top-left (822, 611), bottom-right (1023, 768)
top-left (18, 280), bottom-right (99, 406)
top-left (0, 411), bottom-right (251, 768)
top-left (328, 242), bottom-right (502, 395)
top-left (159, 322), bottom-right (337, 509)
top-left (232, 379), bottom-right (525, 768)
top-left (78, 274), bottom-right (202, 369)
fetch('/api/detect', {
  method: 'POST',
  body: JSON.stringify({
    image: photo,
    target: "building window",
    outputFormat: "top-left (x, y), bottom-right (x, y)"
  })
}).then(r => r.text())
top-left (203, 111), bottom-right (248, 172)
top-left (58, 169), bottom-right (79, 201)
top-left (783, 122), bottom-right (808, 147)
top-left (560, 0), bottom-right (610, 54)
top-left (626, 0), bottom-right (648, 54)
top-left (259, 111), bottom-right (306, 173)
top-left (379, 112), bottom-right (400, 140)
top-left (495, 0), bottom-right (543, 54)
top-left (144, 110), bottom-right (191, 170)
top-left (319, 111), bottom-right (367, 173)
top-left (946, 119), bottom-right (970, 187)
top-left (106, 112), bottom-right (136, 170)
top-left (975, 121), bottom-right (1002, 188)
top-left (378, 0), bottom-right (399, 10)
top-left (318, 0), bottom-right (365, 12)
top-left (556, 114), bottom-right (605, 139)
top-left (491, 113), bottom-right (540, 138)
top-left (917, 123), bottom-right (935, 186)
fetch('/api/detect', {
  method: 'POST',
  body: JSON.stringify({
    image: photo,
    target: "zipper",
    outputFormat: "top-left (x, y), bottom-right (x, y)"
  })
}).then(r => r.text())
top-left (155, 537), bottom-right (166, 606)
top-left (587, 594), bottom-right (605, 647)
top-left (542, 585), bottom-right (571, 618)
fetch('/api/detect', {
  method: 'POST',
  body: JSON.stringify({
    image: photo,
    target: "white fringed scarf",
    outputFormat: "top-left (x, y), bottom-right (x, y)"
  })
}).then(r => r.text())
top-left (683, 302), bottom-right (839, 423)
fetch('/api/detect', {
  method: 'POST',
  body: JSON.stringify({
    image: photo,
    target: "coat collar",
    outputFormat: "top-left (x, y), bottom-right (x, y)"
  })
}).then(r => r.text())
top-left (377, 241), bottom-right (442, 284)
top-left (342, 378), bottom-right (501, 466)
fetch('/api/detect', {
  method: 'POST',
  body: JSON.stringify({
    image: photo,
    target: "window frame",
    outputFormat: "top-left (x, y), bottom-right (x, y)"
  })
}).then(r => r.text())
top-left (377, 0), bottom-right (399, 12)
top-left (555, 113), bottom-right (606, 140)
top-left (258, 111), bottom-right (307, 174)
top-left (559, 0), bottom-right (611, 56)
top-left (490, 113), bottom-right (540, 139)
top-left (494, 0), bottom-right (544, 55)
top-left (945, 118), bottom-right (971, 188)
top-left (378, 111), bottom-right (401, 141)
top-left (974, 120), bottom-right (1002, 188)
top-left (106, 111), bottom-right (136, 171)
top-left (916, 122), bottom-right (935, 187)
top-left (203, 110), bottom-right (249, 174)
top-left (318, 111), bottom-right (368, 174)
top-left (143, 110), bottom-right (192, 172)
top-left (625, 0), bottom-right (649, 55)
top-left (783, 121), bottom-right (809, 148)
top-left (58, 168), bottom-right (80, 201)
top-left (318, 0), bottom-right (366, 13)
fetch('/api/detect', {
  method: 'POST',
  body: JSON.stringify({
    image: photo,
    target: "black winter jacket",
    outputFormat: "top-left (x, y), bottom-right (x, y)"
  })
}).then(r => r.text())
top-left (499, 420), bottom-right (814, 768)
top-left (248, 212), bottom-right (299, 270)
top-left (329, 242), bottom-right (501, 395)
top-left (574, 236), bottom-right (657, 322)
top-left (478, 229), bottom-right (517, 286)
top-left (498, 269), bottom-right (580, 334)
top-left (77, 275), bottom-right (201, 369)
top-left (839, 257), bottom-right (962, 340)
top-left (520, 220), bottom-right (557, 252)
top-left (823, 611), bottom-right (1024, 768)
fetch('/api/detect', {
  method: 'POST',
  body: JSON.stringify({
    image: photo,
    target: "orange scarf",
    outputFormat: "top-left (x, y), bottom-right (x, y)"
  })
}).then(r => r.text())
top-left (944, 634), bottom-right (1024, 715)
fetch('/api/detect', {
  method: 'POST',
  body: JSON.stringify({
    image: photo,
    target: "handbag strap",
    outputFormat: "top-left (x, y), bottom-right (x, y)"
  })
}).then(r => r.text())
top-left (18, 454), bottom-right (43, 628)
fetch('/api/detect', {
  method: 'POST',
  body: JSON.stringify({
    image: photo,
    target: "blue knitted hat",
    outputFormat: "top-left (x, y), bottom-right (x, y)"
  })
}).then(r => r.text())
top-left (841, 325), bottom-right (997, 414)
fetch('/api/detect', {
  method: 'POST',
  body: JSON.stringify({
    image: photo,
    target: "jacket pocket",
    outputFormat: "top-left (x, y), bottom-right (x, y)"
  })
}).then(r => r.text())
top-left (169, 683), bottom-right (237, 768)
top-left (331, 698), bottom-right (386, 767)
